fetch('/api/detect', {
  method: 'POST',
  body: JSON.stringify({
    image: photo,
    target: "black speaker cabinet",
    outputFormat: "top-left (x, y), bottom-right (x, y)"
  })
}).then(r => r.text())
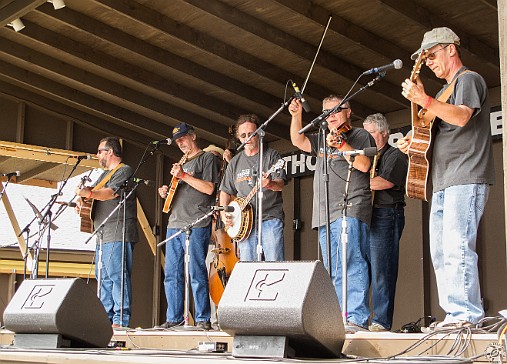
top-left (3, 278), bottom-right (113, 348)
top-left (218, 260), bottom-right (345, 358)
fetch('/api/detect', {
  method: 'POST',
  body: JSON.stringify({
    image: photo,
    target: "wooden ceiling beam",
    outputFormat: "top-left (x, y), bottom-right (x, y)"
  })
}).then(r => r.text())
top-left (184, 0), bottom-right (407, 108)
top-left (0, 61), bottom-right (175, 139)
top-left (32, 6), bottom-right (291, 139)
top-left (0, 35), bottom-right (237, 142)
top-left (0, 0), bottom-right (45, 26)
top-left (94, 0), bottom-right (377, 118)
top-left (271, 0), bottom-right (443, 92)
top-left (378, 0), bottom-right (499, 69)
top-left (0, 78), bottom-right (218, 157)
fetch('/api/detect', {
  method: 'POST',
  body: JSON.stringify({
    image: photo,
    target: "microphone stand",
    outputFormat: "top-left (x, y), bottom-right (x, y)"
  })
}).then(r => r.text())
top-left (339, 155), bottom-right (355, 326)
top-left (237, 99), bottom-right (294, 262)
top-left (297, 73), bottom-right (385, 324)
top-left (18, 158), bottom-right (85, 279)
top-left (157, 208), bottom-right (216, 329)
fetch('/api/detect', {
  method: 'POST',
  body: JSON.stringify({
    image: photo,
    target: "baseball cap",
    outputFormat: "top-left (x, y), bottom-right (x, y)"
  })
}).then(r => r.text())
top-left (411, 27), bottom-right (460, 60)
top-left (172, 123), bottom-right (194, 140)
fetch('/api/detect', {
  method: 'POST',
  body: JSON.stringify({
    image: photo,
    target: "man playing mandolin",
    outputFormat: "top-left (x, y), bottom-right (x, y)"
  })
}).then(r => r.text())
top-left (289, 95), bottom-right (375, 331)
top-left (156, 123), bottom-right (219, 330)
top-left (75, 136), bottom-right (138, 329)
top-left (219, 114), bottom-right (286, 262)
top-left (399, 27), bottom-right (495, 330)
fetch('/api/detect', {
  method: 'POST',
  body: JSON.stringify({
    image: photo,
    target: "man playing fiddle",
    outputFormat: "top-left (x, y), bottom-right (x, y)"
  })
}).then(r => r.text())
top-left (289, 95), bottom-right (375, 331)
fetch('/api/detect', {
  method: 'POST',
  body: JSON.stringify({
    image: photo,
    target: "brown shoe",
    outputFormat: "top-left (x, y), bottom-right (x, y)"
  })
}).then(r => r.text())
top-left (112, 323), bottom-right (121, 329)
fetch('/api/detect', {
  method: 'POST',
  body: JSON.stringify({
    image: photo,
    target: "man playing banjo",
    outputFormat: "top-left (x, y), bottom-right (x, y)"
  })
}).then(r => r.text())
top-left (219, 114), bottom-right (286, 261)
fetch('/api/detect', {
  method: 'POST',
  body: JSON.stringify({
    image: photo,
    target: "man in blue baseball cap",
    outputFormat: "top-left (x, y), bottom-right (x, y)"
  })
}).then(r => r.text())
top-left (156, 122), bottom-right (219, 330)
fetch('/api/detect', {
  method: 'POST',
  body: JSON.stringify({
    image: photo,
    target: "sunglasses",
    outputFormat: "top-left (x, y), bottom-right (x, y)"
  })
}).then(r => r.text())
top-left (426, 44), bottom-right (450, 61)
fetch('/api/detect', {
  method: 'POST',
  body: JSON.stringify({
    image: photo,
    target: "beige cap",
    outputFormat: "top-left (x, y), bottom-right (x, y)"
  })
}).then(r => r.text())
top-left (411, 27), bottom-right (460, 60)
top-left (203, 144), bottom-right (225, 157)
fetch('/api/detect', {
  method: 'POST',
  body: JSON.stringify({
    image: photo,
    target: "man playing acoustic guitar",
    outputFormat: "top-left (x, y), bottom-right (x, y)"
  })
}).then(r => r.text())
top-left (399, 27), bottom-right (495, 330)
top-left (75, 137), bottom-right (138, 329)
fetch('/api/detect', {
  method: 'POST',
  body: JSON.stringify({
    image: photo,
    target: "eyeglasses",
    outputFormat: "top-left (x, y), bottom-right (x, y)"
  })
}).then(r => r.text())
top-left (238, 132), bottom-right (255, 139)
top-left (322, 108), bottom-right (342, 116)
top-left (426, 44), bottom-right (450, 61)
top-left (97, 148), bottom-right (109, 154)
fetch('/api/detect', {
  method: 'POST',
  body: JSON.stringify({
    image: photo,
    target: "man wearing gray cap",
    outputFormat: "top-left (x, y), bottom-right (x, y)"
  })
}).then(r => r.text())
top-left (398, 27), bottom-right (495, 329)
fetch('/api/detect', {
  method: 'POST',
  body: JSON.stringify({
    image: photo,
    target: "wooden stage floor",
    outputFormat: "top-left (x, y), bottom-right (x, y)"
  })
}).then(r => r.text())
top-left (0, 327), bottom-right (502, 363)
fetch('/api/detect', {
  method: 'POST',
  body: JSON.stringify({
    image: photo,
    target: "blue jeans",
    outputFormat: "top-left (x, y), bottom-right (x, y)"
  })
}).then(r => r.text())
top-left (430, 184), bottom-right (489, 324)
top-left (319, 217), bottom-right (370, 328)
top-left (239, 218), bottom-right (284, 261)
top-left (95, 241), bottom-right (134, 327)
top-left (164, 226), bottom-right (211, 323)
top-left (368, 207), bottom-right (405, 329)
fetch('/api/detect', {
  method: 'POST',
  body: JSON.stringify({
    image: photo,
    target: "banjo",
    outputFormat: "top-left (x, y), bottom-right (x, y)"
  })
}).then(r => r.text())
top-left (225, 159), bottom-right (285, 242)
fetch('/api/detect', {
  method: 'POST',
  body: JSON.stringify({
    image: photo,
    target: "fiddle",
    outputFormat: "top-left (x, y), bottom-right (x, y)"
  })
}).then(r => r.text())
top-left (327, 123), bottom-right (351, 148)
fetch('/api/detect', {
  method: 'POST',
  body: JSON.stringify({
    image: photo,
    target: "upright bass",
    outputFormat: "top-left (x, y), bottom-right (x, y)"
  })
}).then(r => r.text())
top-left (208, 147), bottom-right (239, 306)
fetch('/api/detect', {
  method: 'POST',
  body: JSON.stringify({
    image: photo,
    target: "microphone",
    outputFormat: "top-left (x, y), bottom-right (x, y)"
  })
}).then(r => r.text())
top-left (152, 138), bottom-right (172, 145)
top-left (55, 201), bottom-right (77, 208)
top-left (292, 82), bottom-right (311, 112)
top-left (337, 147), bottom-right (377, 157)
top-left (362, 59), bottom-right (403, 75)
top-left (209, 205), bottom-right (235, 212)
top-left (132, 177), bottom-right (155, 186)
top-left (75, 154), bottom-right (91, 161)
top-left (2, 171), bottom-right (20, 178)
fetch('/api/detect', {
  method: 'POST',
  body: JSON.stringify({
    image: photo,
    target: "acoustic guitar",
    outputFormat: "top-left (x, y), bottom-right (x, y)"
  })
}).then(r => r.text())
top-left (405, 51), bottom-right (436, 201)
top-left (78, 175), bottom-right (94, 233)
top-left (225, 159), bottom-right (285, 242)
top-left (162, 152), bottom-right (189, 213)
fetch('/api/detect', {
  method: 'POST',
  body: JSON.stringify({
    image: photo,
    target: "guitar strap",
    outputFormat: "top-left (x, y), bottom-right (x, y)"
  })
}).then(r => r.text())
top-left (186, 150), bottom-right (204, 162)
top-left (92, 163), bottom-right (124, 191)
top-left (420, 70), bottom-right (472, 122)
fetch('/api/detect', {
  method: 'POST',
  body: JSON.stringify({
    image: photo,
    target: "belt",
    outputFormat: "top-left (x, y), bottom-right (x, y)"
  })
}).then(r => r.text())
top-left (373, 202), bottom-right (405, 209)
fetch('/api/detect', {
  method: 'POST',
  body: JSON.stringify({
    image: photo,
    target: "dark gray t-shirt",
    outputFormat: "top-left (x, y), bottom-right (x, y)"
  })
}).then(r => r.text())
top-left (309, 128), bottom-right (375, 228)
top-left (92, 164), bottom-right (138, 243)
top-left (431, 68), bottom-right (495, 191)
top-left (168, 151), bottom-right (219, 228)
top-left (219, 147), bottom-right (286, 221)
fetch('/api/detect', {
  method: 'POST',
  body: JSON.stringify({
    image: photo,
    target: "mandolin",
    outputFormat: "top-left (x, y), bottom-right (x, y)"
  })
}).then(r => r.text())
top-left (163, 152), bottom-right (189, 213)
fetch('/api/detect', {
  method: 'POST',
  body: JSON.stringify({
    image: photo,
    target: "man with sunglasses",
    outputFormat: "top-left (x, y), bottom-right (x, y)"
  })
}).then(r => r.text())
top-left (75, 137), bottom-right (138, 329)
top-left (219, 114), bottom-right (286, 261)
top-left (289, 95), bottom-right (375, 331)
top-left (399, 27), bottom-right (495, 329)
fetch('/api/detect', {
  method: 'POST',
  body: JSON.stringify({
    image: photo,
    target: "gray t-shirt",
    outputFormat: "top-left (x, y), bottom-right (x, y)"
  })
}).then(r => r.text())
top-left (168, 151), bottom-right (219, 228)
top-left (220, 147), bottom-right (286, 221)
top-left (431, 68), bottom-right (495, 191)
top-left (309, 128), bottom-right (375, 228)
top-left (92, 164), bottom-right (138, 243)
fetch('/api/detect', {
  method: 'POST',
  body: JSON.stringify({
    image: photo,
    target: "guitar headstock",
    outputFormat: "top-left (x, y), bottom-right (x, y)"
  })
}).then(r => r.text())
top-left (410, 51), bottom-right (427, 82)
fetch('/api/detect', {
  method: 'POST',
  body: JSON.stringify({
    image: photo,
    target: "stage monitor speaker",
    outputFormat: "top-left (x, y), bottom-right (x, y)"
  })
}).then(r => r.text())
top-left (218, 260), bottom-right (345, 359)
top-left (3, 278), bottom-right (113, 348)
